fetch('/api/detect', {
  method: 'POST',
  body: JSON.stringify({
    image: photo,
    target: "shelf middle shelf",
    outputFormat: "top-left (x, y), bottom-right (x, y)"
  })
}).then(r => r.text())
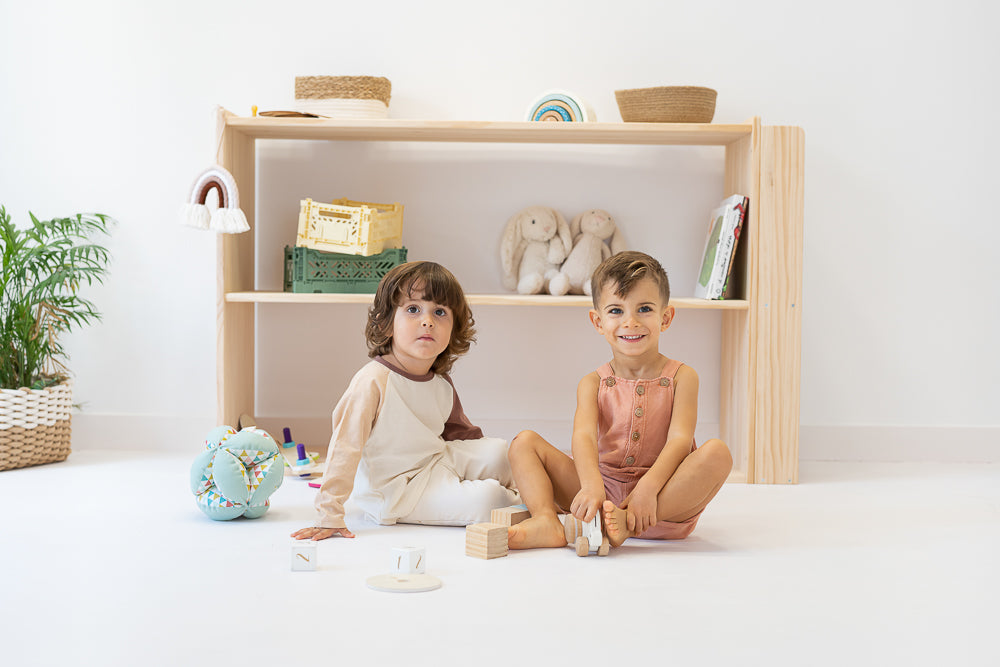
top-left (225, 292), bottom-right (750, 309)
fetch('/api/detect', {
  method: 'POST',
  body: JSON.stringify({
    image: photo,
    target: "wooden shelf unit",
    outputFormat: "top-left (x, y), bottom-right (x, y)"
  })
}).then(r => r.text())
top-left (214, 109), bottom-right (804, 484)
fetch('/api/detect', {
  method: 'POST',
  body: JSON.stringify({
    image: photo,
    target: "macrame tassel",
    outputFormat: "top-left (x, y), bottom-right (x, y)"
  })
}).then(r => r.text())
top-left (179, 202), bottom-right (211, 230)
top-left (180, 164), bottom-right (249, 234)
top-left (210, 208), bottom-right (250, 234)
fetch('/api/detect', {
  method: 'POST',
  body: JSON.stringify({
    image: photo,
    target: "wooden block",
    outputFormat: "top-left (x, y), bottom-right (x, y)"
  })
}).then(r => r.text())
top-left (465, 522), bottom-right (508, 559)
top-left (392, 546), bottom-right (425, 574)
top-left (291, 542), bottom-right (316, 571)
top-left (490, 505), bottom-right (530, 527)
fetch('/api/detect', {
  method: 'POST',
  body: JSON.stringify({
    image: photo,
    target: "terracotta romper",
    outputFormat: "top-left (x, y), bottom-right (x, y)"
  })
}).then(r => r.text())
top-left (597, 358), bottom-right (700, 539)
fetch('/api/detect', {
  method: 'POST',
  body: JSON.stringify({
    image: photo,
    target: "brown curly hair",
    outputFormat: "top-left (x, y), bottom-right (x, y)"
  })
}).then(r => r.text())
top-left (365, 261), bottom-right (476, 375)
top-left (590, 250), bottom-right (670, 309)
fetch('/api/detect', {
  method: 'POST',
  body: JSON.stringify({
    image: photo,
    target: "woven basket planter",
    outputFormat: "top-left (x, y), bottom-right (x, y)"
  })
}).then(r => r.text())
top-left (294, 75), bottom-right (392, 119)
top-left (0, 380), bottom-right (73, 471)
top-left (615, 86), bottom-right (717, 123)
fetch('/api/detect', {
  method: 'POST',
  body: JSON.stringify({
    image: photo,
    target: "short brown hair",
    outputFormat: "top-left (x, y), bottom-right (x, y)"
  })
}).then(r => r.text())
top-left (590, 251), bottom-right (670, 309)
top-left (365, 261), bottom-right (476, 375)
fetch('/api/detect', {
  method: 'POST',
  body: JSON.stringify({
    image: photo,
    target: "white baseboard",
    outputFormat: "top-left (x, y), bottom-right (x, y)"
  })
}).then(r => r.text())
top-left (71, 413), bottom-right (219, 451)
top-left (69, 414), bottom-right (1000, 464)
top-left (799, 425), bottom-right (998, 463)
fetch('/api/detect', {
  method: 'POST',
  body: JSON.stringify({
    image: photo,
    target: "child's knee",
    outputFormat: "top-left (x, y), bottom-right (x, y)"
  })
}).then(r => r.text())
top-left (508, 430), bottom-right (541, 460)
top-left (701, 439), bottom-right (733, 476)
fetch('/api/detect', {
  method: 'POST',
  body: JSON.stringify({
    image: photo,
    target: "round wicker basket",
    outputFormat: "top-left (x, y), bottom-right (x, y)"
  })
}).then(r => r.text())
top-left (615, 86), bottom-right (717, 123)
top-left (0, 379), bottom-right (73, 471)
top-left (294, 76), bottom-right (391, 119)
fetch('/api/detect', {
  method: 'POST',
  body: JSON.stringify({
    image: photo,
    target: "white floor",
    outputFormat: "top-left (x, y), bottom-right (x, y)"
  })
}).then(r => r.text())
top-left (1, 451), bottom-right (997, 667)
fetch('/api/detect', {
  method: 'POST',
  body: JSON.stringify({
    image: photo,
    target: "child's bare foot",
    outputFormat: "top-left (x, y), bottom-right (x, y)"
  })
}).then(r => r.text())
top-left (603, 500), bottom-right (632, 547)
top-left (508, 515), bottom-right (567, 550)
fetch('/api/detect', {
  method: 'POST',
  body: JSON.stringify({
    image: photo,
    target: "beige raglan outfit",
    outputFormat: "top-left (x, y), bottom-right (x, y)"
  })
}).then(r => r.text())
top-left (315, 357), bottom-right (519, 528)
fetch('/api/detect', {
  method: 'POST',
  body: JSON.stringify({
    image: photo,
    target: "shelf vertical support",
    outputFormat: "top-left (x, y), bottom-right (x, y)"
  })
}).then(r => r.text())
top-left (216, 107), bottom-right (256, 426)
top-left (722, 118), bottom-right (760, 483)
top-left (752, 126), bottom-right (804, 483)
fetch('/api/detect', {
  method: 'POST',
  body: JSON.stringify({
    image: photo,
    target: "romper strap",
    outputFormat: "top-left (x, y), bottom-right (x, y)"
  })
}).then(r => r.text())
top-left (659, 357), bottom-right (684, 380)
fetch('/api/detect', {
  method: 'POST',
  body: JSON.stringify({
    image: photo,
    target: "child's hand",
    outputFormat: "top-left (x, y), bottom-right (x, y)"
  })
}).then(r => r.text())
top-left (623, 487), bottom-right (658, 536)
top-left (291, 526), bottom-right (356, 541)
top-left (570, 486), bottom-right (606, 524)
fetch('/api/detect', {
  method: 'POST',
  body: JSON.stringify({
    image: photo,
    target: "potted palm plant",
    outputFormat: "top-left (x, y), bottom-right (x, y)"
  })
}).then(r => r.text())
top-left (0, 206), bottom-right (113, 471)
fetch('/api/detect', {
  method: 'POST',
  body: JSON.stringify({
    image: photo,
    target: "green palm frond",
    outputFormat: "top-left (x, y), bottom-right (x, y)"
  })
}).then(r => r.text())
top-left (0, 206), bottom-right (114, 389)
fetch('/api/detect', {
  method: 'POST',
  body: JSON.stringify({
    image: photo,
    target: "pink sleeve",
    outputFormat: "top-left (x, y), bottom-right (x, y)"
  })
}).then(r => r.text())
top-left (441, 374), bottom-right (485, 441)
top-left (313, 365), bottom-right (385, 529)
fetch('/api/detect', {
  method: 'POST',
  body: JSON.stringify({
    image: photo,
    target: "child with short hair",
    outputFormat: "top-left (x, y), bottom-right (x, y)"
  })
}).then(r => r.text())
top-left (292, 261), bottom-right (518, 541)
top-left (507, 251), bottom-right (732, 550)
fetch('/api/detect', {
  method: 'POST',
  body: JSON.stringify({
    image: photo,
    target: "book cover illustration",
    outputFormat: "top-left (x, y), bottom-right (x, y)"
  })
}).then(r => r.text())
top-left (694, 194), bottom-right (748, 300)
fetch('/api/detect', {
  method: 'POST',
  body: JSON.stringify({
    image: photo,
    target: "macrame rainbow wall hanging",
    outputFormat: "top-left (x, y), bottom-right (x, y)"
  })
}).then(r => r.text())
top-left (525, 90), bottom-right (596, 122)
top-left (178, 165), bottom-right (250, 233)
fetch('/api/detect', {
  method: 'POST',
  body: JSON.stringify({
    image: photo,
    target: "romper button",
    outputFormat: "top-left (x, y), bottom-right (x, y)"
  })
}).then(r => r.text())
top-left (636, 385), bottom-right (645, 395)
top-left (631, 431), bottom-right (640, 441)
top-left (660, 378), bottom-right (669, 386)
top-left (625, 456), bottom-right (635, 466)
top-left (635, 407), bottom-right (643, 417)
top-left (606, 377), bottom-right (616, 387)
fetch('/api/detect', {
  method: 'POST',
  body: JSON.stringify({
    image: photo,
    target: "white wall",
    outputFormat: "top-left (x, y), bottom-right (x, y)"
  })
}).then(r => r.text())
top-left (1, 0), bottom-right (997, 462)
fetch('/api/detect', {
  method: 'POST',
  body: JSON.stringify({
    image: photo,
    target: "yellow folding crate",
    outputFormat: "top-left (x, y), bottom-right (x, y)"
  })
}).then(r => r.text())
top-left (296, 198), bottom-right (404, 256)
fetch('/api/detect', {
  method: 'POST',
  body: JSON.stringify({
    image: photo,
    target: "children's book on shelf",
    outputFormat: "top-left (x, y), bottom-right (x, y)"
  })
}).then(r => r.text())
top-left (694, 194), bottom-right (748, 300)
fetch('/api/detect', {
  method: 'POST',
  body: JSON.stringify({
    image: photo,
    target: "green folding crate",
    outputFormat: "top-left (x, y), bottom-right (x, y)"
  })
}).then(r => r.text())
top-left (283, 246), bottom-right (408, 293)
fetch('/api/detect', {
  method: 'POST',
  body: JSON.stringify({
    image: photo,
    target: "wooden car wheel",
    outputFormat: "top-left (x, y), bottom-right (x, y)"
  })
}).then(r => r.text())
top-left (597, 537), bottom-right (610, 556)
top-left (575, 536), bottom-right (590, 557)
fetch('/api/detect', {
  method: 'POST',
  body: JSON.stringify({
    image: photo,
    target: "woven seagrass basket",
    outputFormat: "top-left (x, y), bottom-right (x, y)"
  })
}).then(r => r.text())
top-left (0, 380), bottom-right (72, 471)
top-left (615, 86), bottom-right (717, 123)
top-left (294, 76), bottom-right (392, 118)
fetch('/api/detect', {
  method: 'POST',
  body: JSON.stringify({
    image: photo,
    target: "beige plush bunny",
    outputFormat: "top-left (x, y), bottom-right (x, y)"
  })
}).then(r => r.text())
top-left (500, 205), bottom-right (572, 295)
top-left (561, 209), bottom-right (627, 295)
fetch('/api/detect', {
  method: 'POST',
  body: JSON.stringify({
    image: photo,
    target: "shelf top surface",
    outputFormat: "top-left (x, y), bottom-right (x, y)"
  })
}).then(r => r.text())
top-left (222, 111), bottom-right (754, 146)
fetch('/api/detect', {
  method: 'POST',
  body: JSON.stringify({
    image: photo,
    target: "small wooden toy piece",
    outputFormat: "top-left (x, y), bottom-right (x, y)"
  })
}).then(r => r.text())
top-left (490, 504), bottom-right (530, 527)
top-left (295, 442), bottom-right (310, 467)
top-left (392, 546), bottom-right (426, 574)
top-left (281, 427), bottom-right (297, 448)
top-left (563, 514), bottom-right (610, 557)
top-left (465, 522), bottom-right (508, 559)
top-left (291, 541), bottom-right (317, 571)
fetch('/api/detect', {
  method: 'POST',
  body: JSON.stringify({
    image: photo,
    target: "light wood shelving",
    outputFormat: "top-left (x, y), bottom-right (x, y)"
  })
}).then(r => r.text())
top-left (214, 109), bottom-right (803, 483)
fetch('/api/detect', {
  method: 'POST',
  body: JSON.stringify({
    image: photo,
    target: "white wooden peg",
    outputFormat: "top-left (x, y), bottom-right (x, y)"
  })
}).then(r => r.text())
top-left (291, 542), bottom-right (317, 571)
top-left (391, 546), bottom-right (426, 574)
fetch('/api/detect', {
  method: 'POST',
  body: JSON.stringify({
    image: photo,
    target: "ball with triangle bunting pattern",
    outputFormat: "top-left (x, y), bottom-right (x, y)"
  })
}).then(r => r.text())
top-left (190, 425), bottom-right (285, 520)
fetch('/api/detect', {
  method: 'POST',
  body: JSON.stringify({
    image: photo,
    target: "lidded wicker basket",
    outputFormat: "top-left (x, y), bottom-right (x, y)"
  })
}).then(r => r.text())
top-left (294, 76), bottom-right (392, 119)
top-left (615, 86), bottom-right (717, 123)
top-left (0, 380), bottom-right (73, 471)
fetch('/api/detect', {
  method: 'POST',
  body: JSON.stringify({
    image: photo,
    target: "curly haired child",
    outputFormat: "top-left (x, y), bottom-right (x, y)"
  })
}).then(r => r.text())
top-left (507, 251), bottom-right (732, 550)
top-left (292, 261), bottom-right (519, 540)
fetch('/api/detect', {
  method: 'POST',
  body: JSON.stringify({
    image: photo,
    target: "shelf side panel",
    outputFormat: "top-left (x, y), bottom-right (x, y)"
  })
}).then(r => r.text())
top-left (721, 125), bottom-right (759, 482)
top-left (753, 126), bottom-right (804, 484)
top-left (216, 110), bottom-right (256, 425)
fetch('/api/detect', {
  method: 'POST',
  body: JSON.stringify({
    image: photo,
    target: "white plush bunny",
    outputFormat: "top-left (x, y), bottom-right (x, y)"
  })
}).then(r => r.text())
top-left (561, 209), bottom-right (627, 295)
top-left (500, 205), bottom-right (572, 295)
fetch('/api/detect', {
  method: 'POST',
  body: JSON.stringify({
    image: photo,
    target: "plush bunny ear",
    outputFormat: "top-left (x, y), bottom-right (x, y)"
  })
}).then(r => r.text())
top-left (500, 211), bottom-right (525, 291)
top-left (553, 209), bottom-right (572, 255)
top-left (179, 165), bottom-right (249, 234)
top-left (569, 212), bottom-right (583, 244)
top-left (609, 225), bottom-right (627, 255)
